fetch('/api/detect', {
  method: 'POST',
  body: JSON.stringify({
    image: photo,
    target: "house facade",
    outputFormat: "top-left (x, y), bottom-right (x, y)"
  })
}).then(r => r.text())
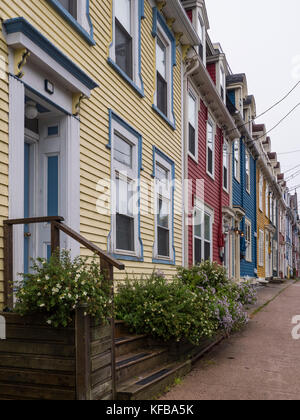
top-left (0, 0), bottom-right (201, 309)
top-left (181, 1), bottom-right (239, 278)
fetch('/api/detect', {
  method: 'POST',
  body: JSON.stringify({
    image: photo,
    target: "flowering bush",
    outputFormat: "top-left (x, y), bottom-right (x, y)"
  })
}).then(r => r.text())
top-left (115, 272), bottom-right (219, 345)
top-left (15, 250), bottom-right (111, 327)
top-left (176, 261), bottom-right (228, 290)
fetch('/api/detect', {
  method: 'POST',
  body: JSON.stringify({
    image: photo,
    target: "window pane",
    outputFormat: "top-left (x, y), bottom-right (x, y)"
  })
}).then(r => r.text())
top-left (116, 213), bottom-right (134, 251)
top-left (115, 0), bottom-right (131, 34)
top-left (188, 94), bottom-right (196, 127)
top-left (114, 134), bottom-right (132, 167)
top-left (189, 124), bottom-right (195, 156)
top-left (156, 164), bottom-right (168, 184)
top-left (156, 38), bottom-right (166, 79)
top-left (207, 148), bottom-right (213, 174)
top-left (116, 177), bottom-right (133, 216)
top-left (194, 209), bottom-right (202, 238)
top-left (115, 19), bottom-right (132, 78)
top-left (223, 167), bottom-right (228, 189)
top-left (158, 198), bottom-right (169, 228)
top-left (157, 72), bottom-right (167, 115)
top-left (204, 241), bottom-right (211, 261)
top-left (194, 238), bottom-right (202, 265)
top-left (158, 227), bottom-right (169, 257)
top-left (59, 0), bottom-right (77, 18)
top-left (204, 214), bottom-right (210, 241)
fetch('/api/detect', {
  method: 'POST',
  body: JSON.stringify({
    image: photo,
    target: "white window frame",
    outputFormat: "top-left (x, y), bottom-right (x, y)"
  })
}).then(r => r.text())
top-left (265, 184), bottom-right (269, 218)
top-left (153, 152), bottom-right (174, 263)
top-left (154, 25), bottom-right (174, 124)
top-left (55, 0), bottom-right (91, 34)
top-left (259, 229), bottom-right (264, 267)
top-left (223, 140), bottom-right (229, 192)
top-left (187, 84), bottom-right (199, 161)
top-left (219, 63), bottom-right (226, 102)
top-left (193, 201), bottom-right (213, 264)
top-left (245, 219), bottom-right (252, 263)
top-left (109, 0), bottom-right (142, 90)
top-left (206, 116), bottom-right (215, 179)
top-left (245, 150), bottom-right (251, 194)
top-left (110, 117), bottom-right (142, 258)
top-left (259, 174), bottom-right (263, 211)
top-left (234, 139), bottom-right (240, 182)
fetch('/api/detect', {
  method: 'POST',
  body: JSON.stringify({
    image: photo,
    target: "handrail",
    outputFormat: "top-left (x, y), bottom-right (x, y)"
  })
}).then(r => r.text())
top-left (4, 216), bottom-right (64, 225)
top-left (52, 221), bottom-right (125, 270)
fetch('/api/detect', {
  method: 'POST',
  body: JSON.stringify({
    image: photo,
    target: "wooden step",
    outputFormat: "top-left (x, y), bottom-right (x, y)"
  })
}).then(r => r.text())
top-left (117, 360), bottom-right (191, 400)
top-left (116, 348), bottom-right (169, 384)
top-left (115, 335), bottom-right (148, 358)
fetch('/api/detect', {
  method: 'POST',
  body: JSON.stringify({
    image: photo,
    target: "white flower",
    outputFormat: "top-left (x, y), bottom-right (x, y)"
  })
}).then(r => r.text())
top-left (45, 275), bottom-right (50, 281)
top-left (37, 292), bottom-right (41, 297)
top-left (39, 303), bottom-right (45, 308)
top-left (47, 320), bottom-right (52, 325)
top-left (83, 291), bottom-right (87, 296)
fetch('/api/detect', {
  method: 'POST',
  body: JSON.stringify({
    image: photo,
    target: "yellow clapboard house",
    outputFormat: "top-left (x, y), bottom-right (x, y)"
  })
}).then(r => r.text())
top-left (0, 0), bottom-right (199, 309)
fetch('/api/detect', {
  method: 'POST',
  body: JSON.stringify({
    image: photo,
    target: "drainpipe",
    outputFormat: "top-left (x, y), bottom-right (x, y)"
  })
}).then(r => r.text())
top-left (183, 57), bottom-right (200, 267)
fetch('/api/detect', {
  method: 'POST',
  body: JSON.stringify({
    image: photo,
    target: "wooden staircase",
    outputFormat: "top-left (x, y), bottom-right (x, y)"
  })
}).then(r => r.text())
top-left (115, 321), bottom-right (222, 400)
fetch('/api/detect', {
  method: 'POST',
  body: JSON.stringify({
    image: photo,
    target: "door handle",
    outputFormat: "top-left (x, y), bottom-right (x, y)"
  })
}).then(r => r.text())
top-left (24, 232), bottom-right (32, 238)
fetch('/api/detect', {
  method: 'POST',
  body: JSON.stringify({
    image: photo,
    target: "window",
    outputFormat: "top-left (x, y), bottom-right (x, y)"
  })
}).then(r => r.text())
top-left (109, 111), bottom-right (142, 260)
top-left (265, 185), bottom-right (269, 218)
top-left (245, 151), bottom-right (250, 193)
top-left (245, 219), bottom-right (252, 262)
top-left (58, 0), bottom-right (77, 18)
top-left (223, 140), bottom-right (229, 191)
top-left (197, 14), bottom-right (204, 59)
top-left (156, 37), bottom-right (167, 116)
top-left (153, 148), bottom-right (175, 264)
top-left (115, 0), bottom-right (133, 79)
top-left (220, 65), bottom-right (225, 101)
top-left (194, 205), bottom-right (213, 264)
top-left (152, 7), bottom-right (176, 127)
top-left (234, 139), bottom-right (240, 181)
top-left (207, 118), bottom-right (214, 177)
top-left (259, 229), bottom-right (264, 267)
top-left (188, 90), bottom-right (198, 158)
top-left (108, 0), bottom-right (144, 95)
top-left (259, 174), bottom-right (263, 211)
top-left (47, 0), bottom-right (94, 44)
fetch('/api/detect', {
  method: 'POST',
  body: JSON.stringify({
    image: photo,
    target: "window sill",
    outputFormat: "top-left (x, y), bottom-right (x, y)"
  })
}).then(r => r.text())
top-left (108, 58), bottom-right (145, 98)
top-left (152, 105), bottom-right (175, 130)
top-left (152, 257), bottom-right (175, 266)
top-left (46, 0), bottom-right (95, 46)
top-left (112, 253), bottom-right (144, 262)
top-left (188, 152), bottom-right (198, 164)
top-left (206, 170), bottom-right (215, 181)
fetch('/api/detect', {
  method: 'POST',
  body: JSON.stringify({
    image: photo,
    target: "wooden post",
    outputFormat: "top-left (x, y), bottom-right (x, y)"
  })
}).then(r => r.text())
top-left (3, 223), bottom-right (13, 309)
top-left (100, 258), bottom-right (116, 400)
top-left (75, 305), bottom-right (91, 400)
top-left (50, 221), bottom-right (60, 256)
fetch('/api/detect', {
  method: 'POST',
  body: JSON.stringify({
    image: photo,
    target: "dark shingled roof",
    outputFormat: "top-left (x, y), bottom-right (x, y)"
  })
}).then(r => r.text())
top-left (226, 73), bottom-right (246, 86)
top-left (243, 95), bottom-right (254, 106)
top-left (253, 123), bottom-right (266, 132)
top-left (268, 152), bottom-right (277, 160)
top-left (277, 174), bottom-right (284, 181)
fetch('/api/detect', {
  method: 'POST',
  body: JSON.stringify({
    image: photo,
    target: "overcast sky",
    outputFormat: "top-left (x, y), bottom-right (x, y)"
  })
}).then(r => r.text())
top-left (206, 0), bottom-right (300, 203)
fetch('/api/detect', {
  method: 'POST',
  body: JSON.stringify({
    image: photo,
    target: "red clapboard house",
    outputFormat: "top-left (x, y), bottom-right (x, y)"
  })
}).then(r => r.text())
top-left (182, 0), bottom-right (239, 277)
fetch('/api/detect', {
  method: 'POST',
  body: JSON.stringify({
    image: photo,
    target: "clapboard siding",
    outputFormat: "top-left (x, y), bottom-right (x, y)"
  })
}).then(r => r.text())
top-left (0, 0), bottom-right (184, 302)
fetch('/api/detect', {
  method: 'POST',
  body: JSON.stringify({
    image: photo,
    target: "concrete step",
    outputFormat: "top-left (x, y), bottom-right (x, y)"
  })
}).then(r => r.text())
top-left (117, 360), bottom-right (191, 400)
top-left (116, 348), bottom-right (169, 384)
top-left (115, 335), bottom-right (148, 358)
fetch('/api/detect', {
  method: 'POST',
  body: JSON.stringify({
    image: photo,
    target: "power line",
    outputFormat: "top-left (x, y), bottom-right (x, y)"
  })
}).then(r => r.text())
top-left (278, 149), bottom-right (300, 155)
top-left (226, 80), bottom-right (300, 134)
top-left (253, 103), bottom-right (300, 142)
top-left (284, 163), bottom-right (300, 174)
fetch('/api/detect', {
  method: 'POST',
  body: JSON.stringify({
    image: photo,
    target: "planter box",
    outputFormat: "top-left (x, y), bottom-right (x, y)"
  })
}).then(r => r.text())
top-left (0, 310), bottom-right (114, 400)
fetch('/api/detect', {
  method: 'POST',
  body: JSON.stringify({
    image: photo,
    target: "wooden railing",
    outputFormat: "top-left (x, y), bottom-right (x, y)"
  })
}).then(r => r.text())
top-left (3, 216), bottom-right (125, 399)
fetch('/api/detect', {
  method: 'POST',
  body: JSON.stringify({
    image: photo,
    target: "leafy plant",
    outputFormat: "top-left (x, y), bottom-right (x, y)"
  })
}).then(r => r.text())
top-left (115, 272), bottom-right (219, 345)
top-left (15, 250), bottom-right (111, 327)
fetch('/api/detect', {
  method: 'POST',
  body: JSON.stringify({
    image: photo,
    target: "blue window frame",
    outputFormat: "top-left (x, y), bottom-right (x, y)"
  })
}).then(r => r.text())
top-left (152, 146), bottom-right (175, 265)
top-left (151, 7), bottom-right (176, 130)
top-left (108, 0), bottom-right (145, 97)
top-left (46, 0), bottom-right (95, 45)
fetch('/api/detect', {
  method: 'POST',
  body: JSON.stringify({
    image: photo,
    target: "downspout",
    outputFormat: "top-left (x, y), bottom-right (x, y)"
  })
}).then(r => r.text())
top-left (183, 56), bottom-right (200, 267)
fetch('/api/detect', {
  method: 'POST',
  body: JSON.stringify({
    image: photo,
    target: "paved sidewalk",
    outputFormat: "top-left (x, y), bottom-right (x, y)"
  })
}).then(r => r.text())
top-left (161, 280), bottom-right (300, 400)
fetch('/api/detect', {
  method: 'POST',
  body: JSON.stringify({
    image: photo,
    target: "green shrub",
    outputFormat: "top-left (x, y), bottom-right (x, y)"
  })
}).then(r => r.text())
top-left (115, 273), bottom-right (219, 345)
top-left (176, 261), bottom-right (229, 290)
top-left (15, 250), bottom-right (111, 327)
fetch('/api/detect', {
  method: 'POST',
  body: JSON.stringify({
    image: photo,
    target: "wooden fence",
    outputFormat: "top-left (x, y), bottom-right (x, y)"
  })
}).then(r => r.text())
top-left (0, 308), bottom-right (114, 400)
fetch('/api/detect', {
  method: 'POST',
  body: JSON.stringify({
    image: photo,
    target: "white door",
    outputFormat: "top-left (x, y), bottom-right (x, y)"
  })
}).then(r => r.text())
top-left (265, 232), bottom-right (269, 278)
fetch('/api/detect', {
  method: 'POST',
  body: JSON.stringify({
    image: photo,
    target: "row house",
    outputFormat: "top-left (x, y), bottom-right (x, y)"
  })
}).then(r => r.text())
top-left (181, 0), bottom-right (239, 279)
top-left (0, 0), bottom-right (201, 308)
